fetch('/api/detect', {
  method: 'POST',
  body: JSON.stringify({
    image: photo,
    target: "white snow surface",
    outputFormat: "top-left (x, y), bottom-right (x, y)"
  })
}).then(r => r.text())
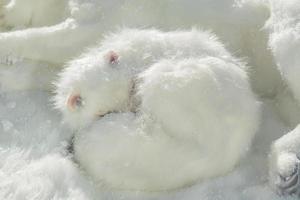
top-left (0, 90), bottom-right (296, 200)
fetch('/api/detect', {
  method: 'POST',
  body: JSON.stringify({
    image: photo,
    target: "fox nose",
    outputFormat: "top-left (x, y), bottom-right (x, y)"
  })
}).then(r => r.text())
top-left (67, 94), bottom-right (83, 111)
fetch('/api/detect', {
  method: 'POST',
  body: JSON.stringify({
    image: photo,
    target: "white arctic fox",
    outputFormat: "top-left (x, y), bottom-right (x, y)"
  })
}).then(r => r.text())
top-left (267, 0), bottom-right (300, 196)
top-left (54, 29), bottom-right (260, 190)
top-left (0, 0), bottom-right (280, 96)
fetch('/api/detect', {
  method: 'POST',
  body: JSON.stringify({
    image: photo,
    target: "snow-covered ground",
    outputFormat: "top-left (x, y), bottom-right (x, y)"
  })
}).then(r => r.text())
top-left (0, 89), bottom-right (296, 200)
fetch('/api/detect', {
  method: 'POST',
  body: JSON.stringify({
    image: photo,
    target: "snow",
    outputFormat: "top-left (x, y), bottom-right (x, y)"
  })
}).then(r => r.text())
top-left (0, 89), bottom-right (295, 200)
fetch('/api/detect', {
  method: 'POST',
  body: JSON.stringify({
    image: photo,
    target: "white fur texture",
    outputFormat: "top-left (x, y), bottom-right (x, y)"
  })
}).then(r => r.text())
top-left (0, 91), bottom-right (98, 200)
top-left (267, 0), bottom-right (300, 193)
top-left (267, 0), bottom-right (300, 103)
top-left (63, 29), bottom-right (261, 191)
top-left (138, 58), bottom-right (259, 159)
top-left (269, 125), bottom-right (300, 190)
top-left (0, 90), bottom-right (289, 200)
top-left (55, 29), bottom-right (244, 129)
top-left (0, 0), bottom-right (280, 96)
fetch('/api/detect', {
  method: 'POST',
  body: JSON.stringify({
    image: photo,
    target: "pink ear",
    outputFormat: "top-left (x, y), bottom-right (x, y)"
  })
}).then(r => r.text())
top-left (67, 94), bottom-right (82, 110)
top-left (106, 51), bottom-right (119, 64)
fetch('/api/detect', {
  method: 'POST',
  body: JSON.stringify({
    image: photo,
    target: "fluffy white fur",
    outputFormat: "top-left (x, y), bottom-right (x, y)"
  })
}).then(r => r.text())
top-left (267, 0), bottom-right (300, 104)
top-left (267, 0), bottom-right (300, 194)
top-left (269, 125), bottom-right (300, 193)
top-left (57, 29), bottom-right (261, 190)
top-left (0, 91), bottom-right (98, 199)
top-left (55, 29), bottom-right (250, 129)
top-left (0, 0), bottom-right (280, 96)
